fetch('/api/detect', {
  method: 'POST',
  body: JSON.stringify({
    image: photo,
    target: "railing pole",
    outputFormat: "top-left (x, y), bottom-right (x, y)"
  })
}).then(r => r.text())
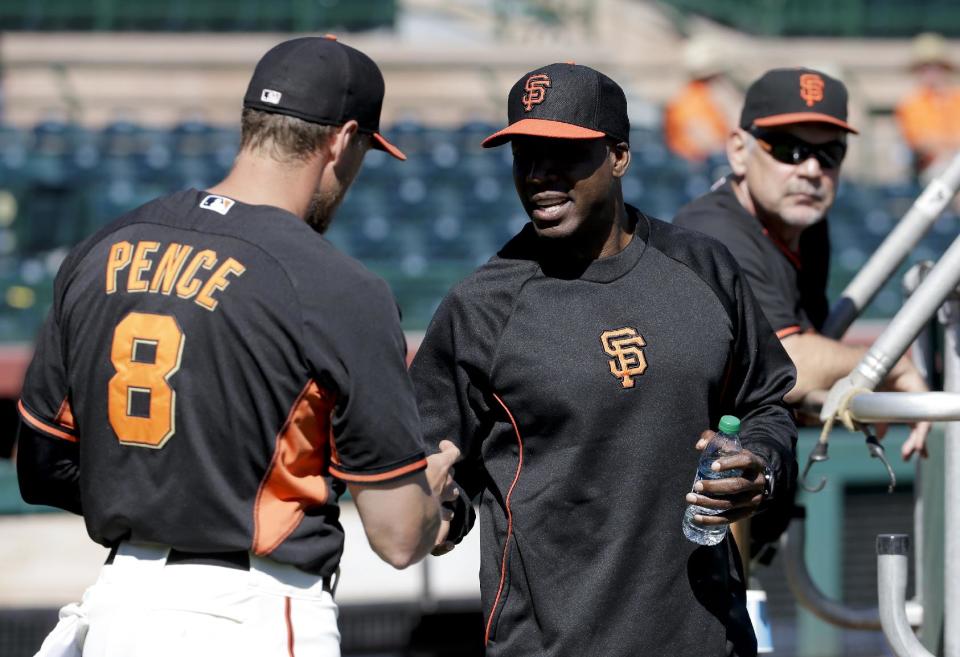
top-left (941, 296), bottom-right (960, 657)
top-left (822, 153), bottom-right (960, 339)
top-left (877, 534), bottom-right (936, 657)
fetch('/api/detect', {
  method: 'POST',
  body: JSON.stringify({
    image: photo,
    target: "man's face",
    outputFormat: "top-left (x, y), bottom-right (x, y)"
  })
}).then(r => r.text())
top-left (511, 137), bottom-right (621, 242)
top-left (917, 62), bottom-right (951, 90)
top-left (740, 124), bottom-right (846, 231)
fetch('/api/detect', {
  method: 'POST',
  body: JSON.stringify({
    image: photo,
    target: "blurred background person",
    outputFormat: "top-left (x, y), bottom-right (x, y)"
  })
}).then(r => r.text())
top-left (895, 32), bottom-right (960, 183)
top-left (664, 37), bottom-right (742, 163)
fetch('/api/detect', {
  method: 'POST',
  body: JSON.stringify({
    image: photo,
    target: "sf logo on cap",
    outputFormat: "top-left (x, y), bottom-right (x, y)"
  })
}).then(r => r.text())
top-left (600, 327), bottom-right (648, 389)
top-left (799, 73), bottom-right (824, 108)
top-left (522, 74), bottom-right (551, 112)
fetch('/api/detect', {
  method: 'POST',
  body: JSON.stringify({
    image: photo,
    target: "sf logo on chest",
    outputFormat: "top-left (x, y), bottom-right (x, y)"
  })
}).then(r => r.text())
top-left (522, 74), bottom-right (551, 112)
top-left (600, 327), bottom-right (648, 389)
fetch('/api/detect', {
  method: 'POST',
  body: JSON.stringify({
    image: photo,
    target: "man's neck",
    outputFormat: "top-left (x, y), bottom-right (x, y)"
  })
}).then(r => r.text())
top-left (583, 197), bottom-right (634, 261)
top-left (207, 150), bottom-right (321, 220)
top-left (541, 197), bottom-right (634, 269)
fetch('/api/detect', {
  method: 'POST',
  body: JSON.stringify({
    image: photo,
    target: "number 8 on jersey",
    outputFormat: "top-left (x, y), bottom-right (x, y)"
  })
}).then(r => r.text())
top-left (108, 312), bottom-right (185, 448)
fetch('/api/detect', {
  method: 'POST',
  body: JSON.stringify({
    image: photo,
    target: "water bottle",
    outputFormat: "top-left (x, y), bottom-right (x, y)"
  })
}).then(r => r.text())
top-left (682, 415), bottom-right (743, 546)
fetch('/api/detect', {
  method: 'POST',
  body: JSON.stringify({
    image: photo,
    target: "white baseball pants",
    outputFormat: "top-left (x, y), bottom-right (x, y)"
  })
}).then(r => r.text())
top-left (34, 542), bottom-right (341, 657)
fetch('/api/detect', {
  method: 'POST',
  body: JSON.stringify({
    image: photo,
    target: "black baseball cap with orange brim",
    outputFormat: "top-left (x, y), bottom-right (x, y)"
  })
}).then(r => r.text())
top-left (482, 63), bottom-right (630, 148)
top-left (243, 35), bottom-right (406, 160)
top-left (739, 67), bottom-right (858, 134)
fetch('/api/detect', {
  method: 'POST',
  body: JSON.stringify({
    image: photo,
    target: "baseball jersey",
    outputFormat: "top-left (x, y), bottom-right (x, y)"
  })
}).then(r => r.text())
top-left (17, 188), bottom-right (427, 577)
top-left (673, 178), bottom-right (830, 338)
top-left (410, 207), bottom-right (797, 657)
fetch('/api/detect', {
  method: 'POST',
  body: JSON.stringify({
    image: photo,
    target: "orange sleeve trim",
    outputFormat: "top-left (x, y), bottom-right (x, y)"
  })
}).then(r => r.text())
top-left (55, 397), bottom-right (76, 431)
top-left (776, 326), bottom-right (803, 339)
top-left (18, 400), bottom-right (78, 442)
top-left (329, 458), bottom-right (427, 483)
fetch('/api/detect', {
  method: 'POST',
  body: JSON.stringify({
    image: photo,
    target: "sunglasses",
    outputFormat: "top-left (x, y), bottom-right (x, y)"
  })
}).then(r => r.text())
top-left (751, 130), bottom-right (847, 169)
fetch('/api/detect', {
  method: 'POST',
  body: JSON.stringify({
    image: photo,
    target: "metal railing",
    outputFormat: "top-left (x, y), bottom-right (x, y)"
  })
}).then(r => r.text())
top-left (821, 156), bottom-right (960, 340)
top-left (782, 153), bottom-right (960, 655)
top-left (879, 535), bottom-right (936, 657)
top-left (864, 295), bottom-right (959, 657)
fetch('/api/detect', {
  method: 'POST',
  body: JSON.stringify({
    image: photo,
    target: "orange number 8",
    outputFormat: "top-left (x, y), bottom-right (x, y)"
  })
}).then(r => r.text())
top-left (108, 312), bottom-right (185, 448)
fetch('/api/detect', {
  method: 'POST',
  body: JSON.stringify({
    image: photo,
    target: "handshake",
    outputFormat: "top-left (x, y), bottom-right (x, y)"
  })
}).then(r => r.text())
top-left (426, 440), bottom-right (463, 556)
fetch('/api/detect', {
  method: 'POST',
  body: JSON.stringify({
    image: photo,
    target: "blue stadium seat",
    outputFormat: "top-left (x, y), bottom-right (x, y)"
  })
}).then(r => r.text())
top-left (163, 120), bottom-right (224, 189)
top-left (98, 121), bottom-right (151, 183)
top-left (0, 125), bottom-right (30, 188)
top-left (24, 121), bottom-right (81, 186)
top-left (386, 119), bottom-right (430, 163)
top-left (13, 183), bottom-right (91, 256)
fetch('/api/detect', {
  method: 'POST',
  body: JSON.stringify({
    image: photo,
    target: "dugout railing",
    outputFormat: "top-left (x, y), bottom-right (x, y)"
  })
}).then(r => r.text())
top-left (868, 267), bottom-right (960, 657)
top-left (783, 152), bottom-right (960, 657)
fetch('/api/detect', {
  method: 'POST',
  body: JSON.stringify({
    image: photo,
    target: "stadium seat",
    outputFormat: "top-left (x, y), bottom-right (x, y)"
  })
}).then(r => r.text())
top-left (0, 119), bottom-right (949, 331)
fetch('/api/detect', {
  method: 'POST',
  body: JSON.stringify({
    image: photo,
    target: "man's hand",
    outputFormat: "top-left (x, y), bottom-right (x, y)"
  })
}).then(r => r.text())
top-left (685, 430), bottom-right (767, 527)
top-left (900, 423), bottom-right (930, 461)
top-left (426, 440), bottom-right (461, 555)
top-left (883, 357), bottom-right (931, 461)
top-left (781, 335), bottom-right (932, 459)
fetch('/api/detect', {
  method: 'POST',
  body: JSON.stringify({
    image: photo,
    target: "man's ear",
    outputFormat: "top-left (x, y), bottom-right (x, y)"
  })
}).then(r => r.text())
top-left (727, 129), bottom-right (749, 177)
top-left (329, 120), bottom-right (361, 165)
top-left (611, 141), bottom-right (631, 178)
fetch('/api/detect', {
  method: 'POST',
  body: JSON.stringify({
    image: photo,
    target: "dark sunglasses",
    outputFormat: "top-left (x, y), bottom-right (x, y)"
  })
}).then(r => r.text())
top-left (750, 130), bottom-right (847, 169)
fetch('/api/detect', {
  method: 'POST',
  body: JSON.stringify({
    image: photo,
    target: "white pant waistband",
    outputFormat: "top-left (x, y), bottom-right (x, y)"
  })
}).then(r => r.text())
top-left (107, 542), bottom-right (337, 598)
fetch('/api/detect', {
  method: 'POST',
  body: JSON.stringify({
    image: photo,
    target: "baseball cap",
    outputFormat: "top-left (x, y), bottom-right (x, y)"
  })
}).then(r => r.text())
top-left (481, 63), bottom-right (630, 148)
top-left (739, 67), bottom-right (858, 135)
top-left (243, 35), bottom-right (405, 160)
top-left (910, 32), bottom-right (953, 70)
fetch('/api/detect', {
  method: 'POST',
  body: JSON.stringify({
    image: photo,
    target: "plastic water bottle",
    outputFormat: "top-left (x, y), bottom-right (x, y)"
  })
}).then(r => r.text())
top-left (682, 415), bottom-right (743, 546)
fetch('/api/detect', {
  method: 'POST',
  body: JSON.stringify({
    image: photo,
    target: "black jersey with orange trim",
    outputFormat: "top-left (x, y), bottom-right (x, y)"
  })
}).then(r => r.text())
top-left (673, 178), bottom-right (830, 337)
top-left (17, 189), bottom-right (426, 576)
top-left (410, 208), bottom-right (797, 657)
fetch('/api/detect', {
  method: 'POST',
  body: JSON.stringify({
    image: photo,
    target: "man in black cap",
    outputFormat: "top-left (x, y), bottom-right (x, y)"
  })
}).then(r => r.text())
top-left (674, 68), bottom-right (930, 455)
top-left (17, 36), bottom-right (459, 657)
top-left (410, 62), bottom-right (798, 656)
top-left (674, 67), bottom-right (930, 556)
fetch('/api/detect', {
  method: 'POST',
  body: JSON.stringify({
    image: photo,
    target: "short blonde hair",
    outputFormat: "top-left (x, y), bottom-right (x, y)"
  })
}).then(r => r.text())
top-left (239, 108), bottom-right (336, 163)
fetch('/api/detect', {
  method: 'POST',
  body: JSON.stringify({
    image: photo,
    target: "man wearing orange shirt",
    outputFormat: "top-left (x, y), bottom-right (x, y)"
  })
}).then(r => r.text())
top-left (895, 32), bottom-right (960, 182)
top-left (664, 39), bottom-right (740, 162)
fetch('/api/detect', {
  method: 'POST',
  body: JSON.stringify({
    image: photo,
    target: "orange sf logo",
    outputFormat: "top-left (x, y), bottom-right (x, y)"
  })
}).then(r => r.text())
top-left (799, 73), bottom-right (824, 107)
top-left (522, 74), bottom-right (551, 112)
top-left (600, 327), bottom-right (648, 389)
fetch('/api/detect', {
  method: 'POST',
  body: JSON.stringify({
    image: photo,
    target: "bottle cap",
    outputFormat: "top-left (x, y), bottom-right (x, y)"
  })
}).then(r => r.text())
top-left (718, 415), bottom-right (741, 434)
